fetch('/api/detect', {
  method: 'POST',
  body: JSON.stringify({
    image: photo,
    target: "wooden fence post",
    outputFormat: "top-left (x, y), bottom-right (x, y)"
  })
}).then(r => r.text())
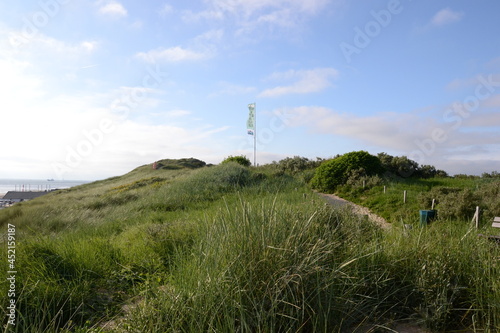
top-left (472, 206), bottom-right (480, 228)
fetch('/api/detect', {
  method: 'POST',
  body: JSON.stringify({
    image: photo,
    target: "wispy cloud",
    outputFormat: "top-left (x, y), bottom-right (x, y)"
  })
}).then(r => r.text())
top-left (430, 8), bottom-right (464, 27)
top-left (5, 30), bottom-right (97, 56)
top-left (165, 109), bottom-right (192, 118)
top-left (135, 29), bottom-right (221, 63)
top-left (259, 68), bottom-right (338, 97)
top-left (183, 0), bottom-right (332, 36)
top-left (98, 1), bottom-right (128, 18)
top-left (159, 4), bottom-right (174, 18)
top-left (205, 0), bottom-right (330, 17)
top-left (446, 74), bottom-right (500, 91)
top-left (281, 106), bottom-right (419, 151)
top-left (136, 46), bottom-right (211, 63)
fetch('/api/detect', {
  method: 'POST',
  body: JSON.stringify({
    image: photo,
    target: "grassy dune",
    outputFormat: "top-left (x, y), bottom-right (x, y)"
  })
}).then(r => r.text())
top-left (1, 161), bottom-right (500, 332)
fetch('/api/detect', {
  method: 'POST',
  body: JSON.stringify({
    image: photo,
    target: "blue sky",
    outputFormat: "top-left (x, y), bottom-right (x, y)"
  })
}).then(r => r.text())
top-left (1, 0), bottom-right (499, 180)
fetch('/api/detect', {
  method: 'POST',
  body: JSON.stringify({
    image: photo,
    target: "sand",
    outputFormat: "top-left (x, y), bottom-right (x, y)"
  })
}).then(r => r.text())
top-left (317, 192), bottom-right (391, 230)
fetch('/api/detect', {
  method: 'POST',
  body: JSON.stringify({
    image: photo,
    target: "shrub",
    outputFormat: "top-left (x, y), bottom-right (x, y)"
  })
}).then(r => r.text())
top-left (311, 151), bottom-right (384, 192)
top-left (378, 153), bottom-right (419, 178)
top-left (154, 158), bottom-right (207, 170)
top-left (377, 152), bottom-right (448, 178)
top-left (272, 156), bottom-right (323, 174)
top-left (221, 155), bottom-right (252, 167)
top-left (418, 187), bottom-right (481, 221)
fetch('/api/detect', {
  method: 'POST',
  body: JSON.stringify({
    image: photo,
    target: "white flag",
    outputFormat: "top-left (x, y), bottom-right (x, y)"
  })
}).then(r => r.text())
top-left (247, 103), bottom-right (255, 135)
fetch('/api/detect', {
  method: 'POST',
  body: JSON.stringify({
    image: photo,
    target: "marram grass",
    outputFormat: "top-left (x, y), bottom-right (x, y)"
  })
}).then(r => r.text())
top-left (1, 163), bottom-right (500, 332)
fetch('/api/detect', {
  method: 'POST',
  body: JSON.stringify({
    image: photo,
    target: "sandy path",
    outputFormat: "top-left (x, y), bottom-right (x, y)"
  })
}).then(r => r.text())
top-left (317, 192), bottom-right (391, 230)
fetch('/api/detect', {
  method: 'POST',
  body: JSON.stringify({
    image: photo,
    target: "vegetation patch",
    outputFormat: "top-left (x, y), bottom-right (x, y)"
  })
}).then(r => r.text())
top-left (154, 158), bottom-right (206, 170)
top-left (311, 150), bottom-right (384, 192)
top-left (108, 177), bottom-right (168, 193)
top-left (1, 156), bottom-right (500, 332)
top-left (221, 155), bottom-right (252, 167)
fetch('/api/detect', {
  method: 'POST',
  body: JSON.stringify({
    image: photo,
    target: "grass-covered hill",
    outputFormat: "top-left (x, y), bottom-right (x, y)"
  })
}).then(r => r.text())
top-left (1, 157), bottom-right (500, 332)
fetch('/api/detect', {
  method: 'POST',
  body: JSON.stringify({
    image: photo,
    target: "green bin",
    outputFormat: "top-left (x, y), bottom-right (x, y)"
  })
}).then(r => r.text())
top-left (419, 210), bottom-right (436, 226)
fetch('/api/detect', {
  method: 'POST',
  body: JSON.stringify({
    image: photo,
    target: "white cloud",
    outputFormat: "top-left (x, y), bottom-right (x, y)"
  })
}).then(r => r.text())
top-left (159, 4), bottom-right (174, 17)
top-left (136, 46), bottom-right (211, 63)
top-left (195, 29), bottom-right (224, 43)
top-left (0, 29), bottom-right (228, 179)
top-left (7, 32), bottom-right (97, 57)
top-left (430, 8), bottom-right (463, 27)
top-left (208, 0), bottom-right (329, 17)
top-left (184, 0), bottom-right (332, 36)
top-left (281, 106), bottom-right (418, 150)
top-left (0, 69), bottom-right (230, 179)
top-left (81, 40), bottom-right (98, 52)
top-left (165, 109), bottom-right (192, 117)
top-left (98, 1), bottom-right (128, 18)
top-left (259, 68), bottom-right (338, 97)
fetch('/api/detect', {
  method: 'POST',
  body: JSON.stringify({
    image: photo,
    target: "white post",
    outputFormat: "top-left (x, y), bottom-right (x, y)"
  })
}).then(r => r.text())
top-left (431, 199), bottom-right (435, 210)
top-left (383, 186), bottom-right (386, 194)
top-left (474, 206), bottom-right (480, 228)
top-left (254, 103), bottom-right (257, 166)
top-left (404, 190), bottom-right (407, 204)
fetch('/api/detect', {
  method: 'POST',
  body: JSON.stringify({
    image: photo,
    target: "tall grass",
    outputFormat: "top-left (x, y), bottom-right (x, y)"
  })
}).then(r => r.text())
top-left (117, 195), bottom-right (381, 332)
top-left (1, 162), bottom-right (500, 332)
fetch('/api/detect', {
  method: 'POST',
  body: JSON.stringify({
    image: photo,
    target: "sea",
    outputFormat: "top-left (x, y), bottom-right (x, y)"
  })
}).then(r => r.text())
top-left (0, 179), bottom-right (91, 197)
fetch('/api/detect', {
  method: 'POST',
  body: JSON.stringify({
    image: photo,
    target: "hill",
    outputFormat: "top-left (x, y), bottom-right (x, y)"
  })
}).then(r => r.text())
top-left (1, 159), bottom-right (500, 332)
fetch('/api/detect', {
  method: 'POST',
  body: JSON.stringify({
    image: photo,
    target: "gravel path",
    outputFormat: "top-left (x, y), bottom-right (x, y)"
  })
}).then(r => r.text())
top-left (317, 192), bottom-right (391, 230)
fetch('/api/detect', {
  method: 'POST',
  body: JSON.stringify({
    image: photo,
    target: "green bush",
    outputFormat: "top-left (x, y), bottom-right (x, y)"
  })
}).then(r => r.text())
top-left (154, 158), bottom-right (206, 170)
top-left (311, 151), bottom-right (384, 192)
top-left (418, 186), bottom-right (499, 221)
top-left (378, 152), bottom-right (448, 178)
top-left (272, 156), bottom-right (323, 174)
top-left (221, 155), bottom-right (252, 167)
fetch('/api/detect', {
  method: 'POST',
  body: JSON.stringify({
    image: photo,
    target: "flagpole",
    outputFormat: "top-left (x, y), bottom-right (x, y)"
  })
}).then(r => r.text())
top-left (246, 102), bottom-right (257, 167)
top-left (254, 103), bottom-right (257, 167)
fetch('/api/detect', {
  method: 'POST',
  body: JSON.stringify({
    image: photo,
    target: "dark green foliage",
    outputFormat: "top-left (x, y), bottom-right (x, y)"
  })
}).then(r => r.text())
top-left (272, 156), bottom-right (323, 174)
top-left (418, 182), bottom-right (500, 221)
top-left (437, 188), bottom-right (480, 220)
top-left (482, 171), bottom-right (500, 178)
top-left (379, 153), bottom-right (418, 178)
top-left (311, 151), bottom-right (384, 192)
top-left (378, 152), bottom-right (448, 178)
top-left (154, 158), bottom-right (206, 170)
top-left (221, 155), bottom-right (252, 167)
